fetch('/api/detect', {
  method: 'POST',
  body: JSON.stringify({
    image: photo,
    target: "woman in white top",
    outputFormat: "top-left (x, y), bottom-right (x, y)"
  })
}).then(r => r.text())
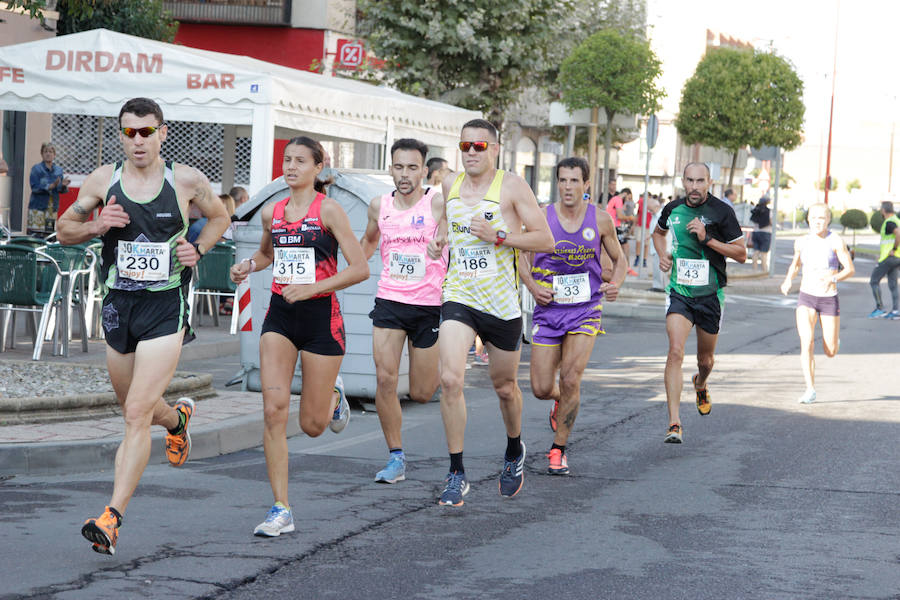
top-left (780, 203), bottom-right (855, 403)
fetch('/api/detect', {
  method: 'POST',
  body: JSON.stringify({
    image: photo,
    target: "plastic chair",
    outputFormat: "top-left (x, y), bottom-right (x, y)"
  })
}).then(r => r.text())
top-left (8, 236), bottom-right (49, 249)
top-left (0, 244), bottom-right (65, 360)
top-left (189, 241), bottom-right (238, 332)
top-left (42, 244), bottom-right (96, 353)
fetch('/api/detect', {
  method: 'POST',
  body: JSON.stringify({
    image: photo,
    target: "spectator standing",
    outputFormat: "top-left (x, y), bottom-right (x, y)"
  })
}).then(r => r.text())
top-left (722, 188), bottom-right (736, 210)
top-left (750, 197), bottom-right (772, 272)
top-left (28, 142), bottom-right (69, 237)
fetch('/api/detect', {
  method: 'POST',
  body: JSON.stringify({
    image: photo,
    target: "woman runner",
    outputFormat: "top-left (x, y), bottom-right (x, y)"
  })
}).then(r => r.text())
top-left (230, 136), bottom-right (368, 536)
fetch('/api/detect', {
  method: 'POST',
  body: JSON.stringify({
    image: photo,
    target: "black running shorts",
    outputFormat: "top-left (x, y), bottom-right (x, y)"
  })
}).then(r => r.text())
top-left (102, 286), bottom-right (195, 354)
top-left (369, 297), bottom-right (441, 349)
top-left (441, 301), bottom-right (522, 352)
top-left (262, 292), bottom-right (345, 355)
top-left (665, 290), bottom-right (724, 335)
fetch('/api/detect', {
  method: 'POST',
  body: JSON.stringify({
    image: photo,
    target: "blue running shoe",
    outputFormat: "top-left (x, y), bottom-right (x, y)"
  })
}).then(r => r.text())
top-left (869, 309), bottom-right (887, 319)
top-left (498, 441), bottom-right (526, 498)
top-left (253, 503), bottom-right (294, 537)
top-left (438, 471), bottom-right (469, 506)
top-left (329, 375), bottom-right (350, 433)
top-left (885, 310), bottom-right (900, 320)
top-left (375, 453), bottom-right (406, 484)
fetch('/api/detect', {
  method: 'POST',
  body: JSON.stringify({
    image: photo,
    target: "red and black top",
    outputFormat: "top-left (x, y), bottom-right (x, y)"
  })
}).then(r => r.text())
top-left (270, 193), bottom-right (338, 298)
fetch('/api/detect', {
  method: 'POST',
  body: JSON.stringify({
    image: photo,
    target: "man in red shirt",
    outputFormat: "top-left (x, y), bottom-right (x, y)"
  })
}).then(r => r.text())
top-left (606, 188), bottom-right (636, 276)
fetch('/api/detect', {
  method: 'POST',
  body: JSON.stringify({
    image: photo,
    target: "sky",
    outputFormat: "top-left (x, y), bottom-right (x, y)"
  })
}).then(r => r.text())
top-left (647, 0), bottom-right (899, 201)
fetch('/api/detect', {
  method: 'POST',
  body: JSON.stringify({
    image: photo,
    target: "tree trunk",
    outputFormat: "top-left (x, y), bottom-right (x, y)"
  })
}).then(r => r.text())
top-left (588, 107), bottom-right (598, 203)
top-left (601, 108), bottom-right (614, 208)
top-left (727, 150), bottom-right (737, 191)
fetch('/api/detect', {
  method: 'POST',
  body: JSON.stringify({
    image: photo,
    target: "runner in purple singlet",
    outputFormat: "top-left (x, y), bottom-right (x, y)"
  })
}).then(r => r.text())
top-left (519, 157), bottom-right (626, 474)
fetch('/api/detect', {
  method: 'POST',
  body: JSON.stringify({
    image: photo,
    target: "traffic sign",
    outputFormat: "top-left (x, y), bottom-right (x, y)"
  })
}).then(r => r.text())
top-left (646, 114), bottom-right (658, 149)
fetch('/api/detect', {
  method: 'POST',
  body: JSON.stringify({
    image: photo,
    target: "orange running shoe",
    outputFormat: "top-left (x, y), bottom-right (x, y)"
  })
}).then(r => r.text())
top-left (664, 423), bottom-right (683, 444)
top-left (165, 397), bottom-right (195, 467)
top-left (547, 448), bottom-right (569, 475)
top-left (549, 400), bottom-right (559, 432)
top-left (693, 374), bottom-right (711, 416)
top-left (81, 506), bottom-right (120, 555)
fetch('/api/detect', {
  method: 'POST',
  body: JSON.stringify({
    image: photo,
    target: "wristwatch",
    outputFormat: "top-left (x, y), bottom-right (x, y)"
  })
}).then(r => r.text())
top-left (494, 230), bottom-right (507, 247)
top-left (191, 241), bottom-right (204, 257)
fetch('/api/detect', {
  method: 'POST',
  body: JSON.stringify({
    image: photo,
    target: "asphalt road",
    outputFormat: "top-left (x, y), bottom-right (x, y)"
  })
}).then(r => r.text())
top-left (2, 250), bottom-right (898, 600)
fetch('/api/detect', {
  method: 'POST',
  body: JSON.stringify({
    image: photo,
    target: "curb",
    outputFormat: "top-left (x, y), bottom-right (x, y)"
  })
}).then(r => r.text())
top-left (0, 402), bottom-right (300, 477)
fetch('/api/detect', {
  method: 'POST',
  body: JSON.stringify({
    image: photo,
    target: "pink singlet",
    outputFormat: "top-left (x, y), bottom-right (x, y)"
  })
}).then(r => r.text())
top-left (376, 187), bottom-right (447, 306)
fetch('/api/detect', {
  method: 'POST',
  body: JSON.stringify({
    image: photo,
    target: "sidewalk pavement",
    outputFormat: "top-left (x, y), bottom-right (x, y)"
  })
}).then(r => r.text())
top-left (0, 263), bottom-right (783, 477)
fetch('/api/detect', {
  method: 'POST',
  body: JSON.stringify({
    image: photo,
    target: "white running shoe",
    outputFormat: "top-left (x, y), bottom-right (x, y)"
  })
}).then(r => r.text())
top-left (253, 504), bottom-right (295, 537)
top-left (329, 375), bottom-right (350, 433)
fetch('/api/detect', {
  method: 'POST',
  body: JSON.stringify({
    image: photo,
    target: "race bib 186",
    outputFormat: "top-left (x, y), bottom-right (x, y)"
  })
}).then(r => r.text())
top-left (389, 251), bottom-right (426, 282)
top-left (117, 240), bottom-right (169, 281)
top-left (273, 247), bottom-right (315, 284)
top-left (552, 272), bottom-right (590, 304)
top-left (455, 245), bottom-right (498, 279)
top-left (676, 258), bottom-right (709, 286)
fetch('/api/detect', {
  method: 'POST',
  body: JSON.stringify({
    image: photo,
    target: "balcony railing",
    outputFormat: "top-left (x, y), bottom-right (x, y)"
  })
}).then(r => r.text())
top-left (162, 1), bottom-right (291, 26)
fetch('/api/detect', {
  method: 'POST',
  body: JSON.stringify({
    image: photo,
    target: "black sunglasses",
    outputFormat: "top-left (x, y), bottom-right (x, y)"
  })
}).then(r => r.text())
top-left (121, 125), bottom-right (164, 138)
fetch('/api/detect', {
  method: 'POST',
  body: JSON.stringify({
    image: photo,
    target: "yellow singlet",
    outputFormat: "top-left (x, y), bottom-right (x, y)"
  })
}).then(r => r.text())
top-left (443, 170), bottom-right (520, 319)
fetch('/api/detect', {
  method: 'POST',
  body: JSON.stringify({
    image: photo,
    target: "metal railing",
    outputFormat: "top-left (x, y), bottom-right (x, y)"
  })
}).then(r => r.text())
top-left (162, 1), bottom-right (291, 26)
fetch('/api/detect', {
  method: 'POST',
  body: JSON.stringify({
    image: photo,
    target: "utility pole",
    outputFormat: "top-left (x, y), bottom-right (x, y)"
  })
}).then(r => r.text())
top-left (823, 1), bottom-right (839, 204)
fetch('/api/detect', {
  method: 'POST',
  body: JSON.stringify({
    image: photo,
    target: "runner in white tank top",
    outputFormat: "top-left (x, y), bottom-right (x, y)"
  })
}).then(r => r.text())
top-left (781, 203), bottom-right (855, 404)
top-left (430, 119), bottom-right (555, 507)
top-left (359, 138), bottom-right (448, 484)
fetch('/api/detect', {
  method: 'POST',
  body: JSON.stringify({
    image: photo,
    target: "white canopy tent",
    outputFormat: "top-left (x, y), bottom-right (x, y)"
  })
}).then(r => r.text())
top-left (0, 29), bottom-right (479, 192)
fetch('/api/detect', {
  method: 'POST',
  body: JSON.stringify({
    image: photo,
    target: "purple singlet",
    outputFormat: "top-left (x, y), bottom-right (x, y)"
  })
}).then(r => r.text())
top-left (531, 203), bottom-right (605, 346)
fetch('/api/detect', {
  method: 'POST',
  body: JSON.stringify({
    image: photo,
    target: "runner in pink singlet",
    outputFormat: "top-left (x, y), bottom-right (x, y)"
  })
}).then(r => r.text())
top-left (360, 138), bottom-right (449, 484)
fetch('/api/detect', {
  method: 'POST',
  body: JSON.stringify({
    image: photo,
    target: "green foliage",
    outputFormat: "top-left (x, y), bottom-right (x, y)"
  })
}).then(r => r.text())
top-left (871, 211), bottom-right (885, 234)
top-left (5, 0), bottom-right (96, 24)
top-left (749, 167), bottom-right (795, 189)
top-left (846, 178), bottom-right (862, 192)
top-left (816, 177), bottom-right (838, 191)
top-left (356, 0), bottom-right (574, 124)
top-left (57, 0), bottom-right (178, 42)
top-left (676, 48), bottom-right (804, 153)
top-left (840, 209), bottom-right (868, 230)
top-left (557, 29), bottom-right (663, 118)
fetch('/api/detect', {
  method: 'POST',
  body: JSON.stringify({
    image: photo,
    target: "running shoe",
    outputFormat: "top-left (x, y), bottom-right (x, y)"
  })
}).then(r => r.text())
top-left (81, 506), bottom-right (120, 555)
top-left (692, 374), bottom-right (711, 416)
top-left (438, 471), bottom-right (469, 507)
top-left (549, 400), bottom-right (559, 432)
top-left (375, 453), bottom-right (406, 484)
top-left (664, 423), bottom-right (683, 444)
top-left (329, 375), bottom-right (350, 433)
top-left (473, 352), bottom-right (489, 366)
top-left (798, 388), bottom-right (816, 404)
top-left (627, 268), bottom-right (638, 277)
top-left (499, 442), bottom-right (526, 498)
top-left (868, 308), bottom-right (887, 318)
top-left (253, 504), bottom-right (295, 537)
top-left (547, 448), bottom-right (569, 475)
top-left (885, 310), bottom-right (900, 320)
top-left (165, 397), bottom-right (195, 467)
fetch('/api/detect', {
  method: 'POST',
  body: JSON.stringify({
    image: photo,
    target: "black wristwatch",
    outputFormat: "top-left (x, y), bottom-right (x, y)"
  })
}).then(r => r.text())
top-left (191, 242), bottom-right (204, 257)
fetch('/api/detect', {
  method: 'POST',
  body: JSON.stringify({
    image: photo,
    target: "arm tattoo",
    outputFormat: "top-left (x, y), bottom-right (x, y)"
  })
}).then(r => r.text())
top-left (193, 185), bottom-right (209, 205)
top-left (72, 201), bottom-right (89, 215)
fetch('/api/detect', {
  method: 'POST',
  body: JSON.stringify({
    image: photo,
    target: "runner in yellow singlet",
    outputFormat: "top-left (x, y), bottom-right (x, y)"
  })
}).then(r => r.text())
top-left (428, 118), bottom-right (554, 507)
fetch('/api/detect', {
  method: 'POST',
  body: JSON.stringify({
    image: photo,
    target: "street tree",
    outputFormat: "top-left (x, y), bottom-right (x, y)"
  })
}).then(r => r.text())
top-left (816, 176), bottom-right (839, 191)
top-left (6, 0), bottom-right (177, 42)
top-left (676, 47), bottom-right (804, 189)
top-left (840, 208), bottom-right (868, 251)
top-left (356, 0), bottom-right (574, 125)
top-left (557, 28), bottom-right (663, 203)
top-left (846, 178), bottom-right (862, 193)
